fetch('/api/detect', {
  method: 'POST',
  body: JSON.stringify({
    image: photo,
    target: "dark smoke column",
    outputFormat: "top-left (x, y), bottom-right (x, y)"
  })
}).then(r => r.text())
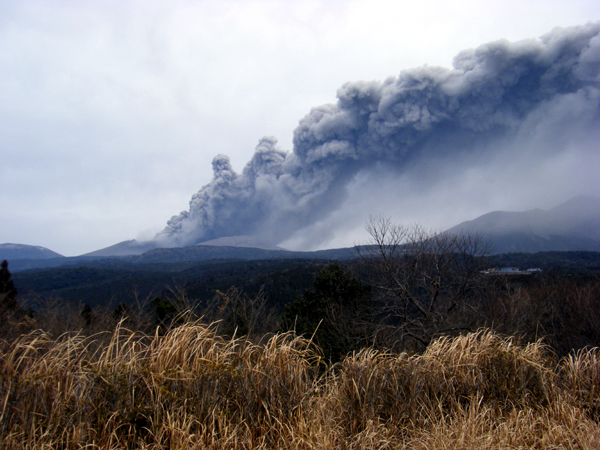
top-left (155, 23), bottom-right (600, 249)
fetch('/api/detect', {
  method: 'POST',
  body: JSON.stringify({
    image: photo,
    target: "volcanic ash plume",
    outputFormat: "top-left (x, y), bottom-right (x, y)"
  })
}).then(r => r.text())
top-left (155, 23), bottom-right (600, 248)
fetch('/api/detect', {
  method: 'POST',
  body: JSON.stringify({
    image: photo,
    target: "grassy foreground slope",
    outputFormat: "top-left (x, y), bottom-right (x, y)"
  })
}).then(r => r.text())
top-left (0, 323), bottom-right (598, 449)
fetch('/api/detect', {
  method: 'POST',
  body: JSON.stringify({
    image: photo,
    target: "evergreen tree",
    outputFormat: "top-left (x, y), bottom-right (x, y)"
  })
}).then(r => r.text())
top-left (0, 260), bottom-right (19, 313)
top-left (81, 303), bottom-right (93, 327)
top-left (283, 263), bottom-right (373, 362)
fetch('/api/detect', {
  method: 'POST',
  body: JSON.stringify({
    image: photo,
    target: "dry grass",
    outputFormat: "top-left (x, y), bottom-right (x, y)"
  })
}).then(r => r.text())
top-left (0, 324), bottom-right (599, 449)
top-left (560, 347), bottom-right (600, 421)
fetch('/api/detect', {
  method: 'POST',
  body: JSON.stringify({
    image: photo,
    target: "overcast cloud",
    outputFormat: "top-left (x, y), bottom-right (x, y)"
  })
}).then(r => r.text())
top-left (1, 0), bottom-right (600, 255)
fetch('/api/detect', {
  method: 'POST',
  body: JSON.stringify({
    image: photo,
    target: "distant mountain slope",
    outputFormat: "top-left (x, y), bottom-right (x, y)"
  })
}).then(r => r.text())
top-left (7, 243), bottom-right (358, 272)
top-left (446, 196), bottom-right (600, 253)
top-left (82, 239), bottom-right (160, 257)
top-left (197, 235), bottom-right (284, 250)
top-left (0, 243), bottom-right (64, 260)
top-left (83, 235), bottom-right (284, 258)
top-left (131, 245), bottom-right (357, 264)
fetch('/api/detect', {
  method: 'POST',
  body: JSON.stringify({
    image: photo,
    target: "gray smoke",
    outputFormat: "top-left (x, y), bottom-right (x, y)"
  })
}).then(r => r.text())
top-left (155, 23), bottom-right (600, 248)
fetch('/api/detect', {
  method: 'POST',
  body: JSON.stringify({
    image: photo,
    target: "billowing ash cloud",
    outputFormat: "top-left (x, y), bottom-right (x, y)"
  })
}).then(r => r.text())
top-left (155, 23), bottom-right (600, 248)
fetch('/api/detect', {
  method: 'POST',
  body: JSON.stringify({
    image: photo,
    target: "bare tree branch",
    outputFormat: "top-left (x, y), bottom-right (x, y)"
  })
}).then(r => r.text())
top-left (359, 219), bottom-right (490, 351)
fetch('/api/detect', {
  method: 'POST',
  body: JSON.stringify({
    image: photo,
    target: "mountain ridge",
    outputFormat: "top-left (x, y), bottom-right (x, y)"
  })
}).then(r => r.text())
top-left (446, 195), bottom-right (600, 253)
top-left (0, 243), bottom-right (64, 261)
top-left (5, 195), bottom-right (600, 270)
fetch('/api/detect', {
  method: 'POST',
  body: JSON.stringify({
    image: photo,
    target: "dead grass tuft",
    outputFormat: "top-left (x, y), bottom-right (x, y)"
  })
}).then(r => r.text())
top-left (560, 346), bottom-right (600, 420)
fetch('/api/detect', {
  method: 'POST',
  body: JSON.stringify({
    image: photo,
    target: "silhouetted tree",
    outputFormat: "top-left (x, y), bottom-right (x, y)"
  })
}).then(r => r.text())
top-left (81, 303), bottom-right (93, 327)
top-left (359, 218), bottom-right (490, 352)
top-left (283, 263), bottom-right (373, 362)
top-left (151, 297), bottom-right (179, 327)
top-left (0, 260), bottom-right (19, 314)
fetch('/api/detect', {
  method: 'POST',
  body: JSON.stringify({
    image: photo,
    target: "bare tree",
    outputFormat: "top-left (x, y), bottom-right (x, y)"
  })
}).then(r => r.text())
top-left (359, 216), bottom-right (490, 351)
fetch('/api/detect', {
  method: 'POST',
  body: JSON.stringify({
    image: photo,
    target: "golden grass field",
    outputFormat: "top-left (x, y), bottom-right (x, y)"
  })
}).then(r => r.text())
top-left (0, 322), bottom-right (599, 449)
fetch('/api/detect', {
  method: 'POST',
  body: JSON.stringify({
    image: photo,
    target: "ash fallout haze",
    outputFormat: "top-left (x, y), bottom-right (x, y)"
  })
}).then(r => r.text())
top-left (1, 1), bottom-right (600, 256)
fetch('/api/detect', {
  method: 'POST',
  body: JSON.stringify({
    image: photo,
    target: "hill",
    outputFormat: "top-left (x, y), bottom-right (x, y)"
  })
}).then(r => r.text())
top-left (130, 245), bottom-right (357, 264)
top-left (0, 243), bottom-right (64, 260)
top-left (82, 235), bottom-right (284, 258)
top-left (446, 195), bottom-right (600, 253)
top-left (82, 239), bottom-right (160, 257)
top-left (6, 243), bottom-right (357, 273)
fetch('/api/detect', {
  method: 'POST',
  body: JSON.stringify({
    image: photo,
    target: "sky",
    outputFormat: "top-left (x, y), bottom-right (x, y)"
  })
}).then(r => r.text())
top-left (1, 0), bottom-right (600, 256)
